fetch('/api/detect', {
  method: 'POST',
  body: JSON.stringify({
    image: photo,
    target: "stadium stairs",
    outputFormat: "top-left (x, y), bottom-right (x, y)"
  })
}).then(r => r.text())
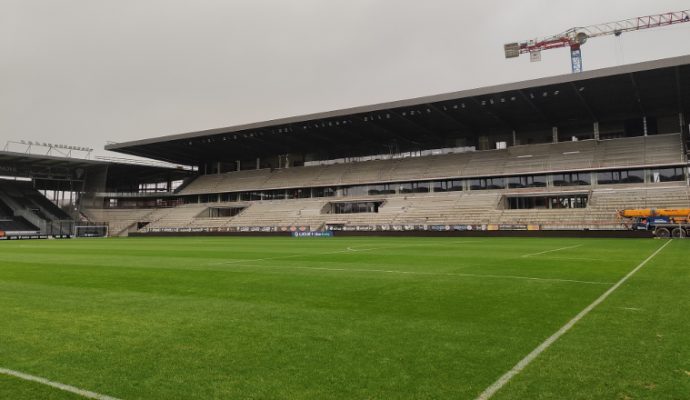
top-left (0, 180), bottom-right (73, 235)
top-left (85, 185), bottom-right (689, 236)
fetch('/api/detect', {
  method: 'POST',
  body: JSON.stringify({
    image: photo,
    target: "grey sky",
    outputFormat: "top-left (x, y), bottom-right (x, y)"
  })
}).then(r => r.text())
top-left (2, 0), bottom-right (689, 158)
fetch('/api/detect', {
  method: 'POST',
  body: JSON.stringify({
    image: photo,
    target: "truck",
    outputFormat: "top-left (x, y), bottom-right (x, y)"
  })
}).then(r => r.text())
top-left (617, 208), bottom-right (690, 238)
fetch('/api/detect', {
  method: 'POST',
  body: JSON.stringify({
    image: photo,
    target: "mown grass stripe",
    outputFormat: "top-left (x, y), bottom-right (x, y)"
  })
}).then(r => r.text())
top-left (475, 239), bottom-right (672, 400)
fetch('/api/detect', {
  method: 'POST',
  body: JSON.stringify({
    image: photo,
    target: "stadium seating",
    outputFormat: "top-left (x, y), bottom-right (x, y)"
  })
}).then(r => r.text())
top-left (83, 134), bottom-right (690, 235)
top-left (87, 184), bottom-right (690, 235)
top-left (84, 208), bottom-right (158, 236)
top-left (0, 194), bottom-right (40, 233)
top-left (0, 216), bottom-right (39, 233)
top-left (0, 180), bottom-right (72, 235)
top-left (178, 134), bottom-right (684, 195)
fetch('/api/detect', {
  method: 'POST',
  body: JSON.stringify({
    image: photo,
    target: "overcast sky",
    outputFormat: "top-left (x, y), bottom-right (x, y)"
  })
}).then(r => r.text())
top-left (2, 1), bottom-right (690, 159)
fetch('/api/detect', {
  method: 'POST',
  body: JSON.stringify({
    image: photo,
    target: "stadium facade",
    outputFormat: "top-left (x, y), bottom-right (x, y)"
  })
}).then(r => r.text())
top-left (3, 55), bottom-right (690, 238)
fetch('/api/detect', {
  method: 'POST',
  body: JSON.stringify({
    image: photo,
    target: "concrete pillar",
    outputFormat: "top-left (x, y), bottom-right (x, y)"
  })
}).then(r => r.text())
top-left (217, 161), bottom-right (221, 174)
top-left (593, 122), bottom-right (600, 140)
top-left (552, 127), bottom-right (558, 143)
top-left (236, 160), bottom-right (241, 172)
top-left (680, 112), bottom-right (686, 134)
top-left (256, 157), bottom-right (260, 170)
top-left (512, 130), bottom-right (517, 146)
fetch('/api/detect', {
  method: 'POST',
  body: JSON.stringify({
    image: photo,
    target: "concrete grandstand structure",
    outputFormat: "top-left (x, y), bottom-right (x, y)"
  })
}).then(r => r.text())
top-left (10, 55), bottom-right (690, 237)
top-left (0, 150), bottom-right (191, 239)
top-left (95, 55), bottom-right (690, 236)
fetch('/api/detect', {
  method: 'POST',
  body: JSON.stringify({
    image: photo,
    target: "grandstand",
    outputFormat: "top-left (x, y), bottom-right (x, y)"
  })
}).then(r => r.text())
top-left (0, 150), bottom-right (191, 239)
top-left (89, 55), bottom-right (689, 236)
top-left (3, 56), bottom-right (688, 238)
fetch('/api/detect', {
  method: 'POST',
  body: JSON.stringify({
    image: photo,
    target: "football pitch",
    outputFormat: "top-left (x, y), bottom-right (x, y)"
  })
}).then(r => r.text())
top-left (0, 236), bottom-right (688, 399)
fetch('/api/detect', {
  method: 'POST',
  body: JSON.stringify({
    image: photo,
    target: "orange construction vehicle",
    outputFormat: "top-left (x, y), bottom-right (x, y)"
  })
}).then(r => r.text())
top-left (617, 208), bottom-right (690, 238)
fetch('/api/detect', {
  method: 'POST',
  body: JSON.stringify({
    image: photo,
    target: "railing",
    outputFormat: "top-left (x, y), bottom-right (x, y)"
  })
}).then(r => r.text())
top-left (94, 191), bottom-right (178, 198)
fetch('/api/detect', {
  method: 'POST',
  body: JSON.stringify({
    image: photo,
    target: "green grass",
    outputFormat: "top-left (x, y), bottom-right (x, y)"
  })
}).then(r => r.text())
top-left (0, 237), bottom-right (687, 399)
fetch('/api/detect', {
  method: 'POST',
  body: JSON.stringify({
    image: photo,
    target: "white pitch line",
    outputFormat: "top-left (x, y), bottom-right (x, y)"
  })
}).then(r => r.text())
top-left (475, 239), bottom-right (672, 400)
top-left (208, 246), bottom-right (390, 266)
top-left (539, 256), bottom-right (630, 262)
top-left (521, 244), bottom-right (583, 258)
top-left (225, 263), bottom-right (612, 286)
top-left (0, 368), bottom-right (121, 400)
top-left (208, 241), bottom-right (481, 266)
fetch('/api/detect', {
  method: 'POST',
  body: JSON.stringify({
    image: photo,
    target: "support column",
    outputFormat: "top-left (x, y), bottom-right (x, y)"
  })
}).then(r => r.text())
top-left (680, 112), bottom-right (686, 134)
top-left (593, 122), bottom-right (600, 140)
top-left (512, 130), bottom-right (517, 146)
top-left (217, 161), bottom-right (221, 174)
top-left (256, 158), bottom-right (260, 170)
top-left (552, 127), bottom-right (558, 143)
top-left (236, 160), bottom-right (241, 172)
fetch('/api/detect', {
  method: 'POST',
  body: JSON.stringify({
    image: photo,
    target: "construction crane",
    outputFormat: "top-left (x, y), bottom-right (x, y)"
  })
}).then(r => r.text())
top-left (504, 10), bottom-right (690, 73)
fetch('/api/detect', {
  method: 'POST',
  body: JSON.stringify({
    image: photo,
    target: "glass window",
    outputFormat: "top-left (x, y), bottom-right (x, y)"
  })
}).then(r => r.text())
top-left (332, 201), bottom-right (381, 214)
top-left (486, 177), bottom-right (505, 189)
top-left (469, 179), bottom-right (486, 190)
top-left (313, 187), bottom-right (335, 198)
top-left (652, 167), bottom-right (685, 182)
top-left (621, 170), bottom-right (644, 183)
top-left (398, 183), bottom-right (413, 193)
top-left (413, 182), bottom-right (430, 193)
top-left (220, 193), bottom-right (238, 202)
top-left (507, 195), bottom-right (588, 209)
top-left (343, 185), bottom-right (368, 197)
top-left (552, 172), bottom-right (591, 186)
top-left (597, 169), bottom-right (644, 185)
top-left (368, 184), bottom-right (395, 195)
top-left (434, 179), bottom-right (462, 192)
top-left (469, 178), bottom-right (504, 190)
top-left (508, 175), bottom-right (546, 188)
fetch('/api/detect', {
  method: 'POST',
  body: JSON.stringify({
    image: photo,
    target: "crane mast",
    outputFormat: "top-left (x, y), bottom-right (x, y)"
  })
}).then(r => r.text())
top-left (504, 10), bottom-right (690, 73)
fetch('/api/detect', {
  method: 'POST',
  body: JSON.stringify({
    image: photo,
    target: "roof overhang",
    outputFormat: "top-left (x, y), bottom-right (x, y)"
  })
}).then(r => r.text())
top-left (0, 151), bottom-right (192, 185)
top-left (106, 54), bottom-right (690, 164)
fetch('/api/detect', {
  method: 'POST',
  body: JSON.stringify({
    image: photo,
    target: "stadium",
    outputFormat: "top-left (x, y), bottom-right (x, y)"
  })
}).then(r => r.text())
top-left (1, 10), bottom-right (690, 400)
top-left (4, 55), bottom-right (687, 239)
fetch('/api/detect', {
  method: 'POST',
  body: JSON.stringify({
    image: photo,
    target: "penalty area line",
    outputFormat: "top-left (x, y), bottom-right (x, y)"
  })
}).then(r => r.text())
top-left (521, 244), bottom-right (582, 258)
top-left (223, 263), bottom-right (613, 285)
top-left (475, 239), bottom-right (672, 400)
top-left (0, 368), bottom-right (121, 400)
top-left (208, 241), bottom-right (481, 266)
